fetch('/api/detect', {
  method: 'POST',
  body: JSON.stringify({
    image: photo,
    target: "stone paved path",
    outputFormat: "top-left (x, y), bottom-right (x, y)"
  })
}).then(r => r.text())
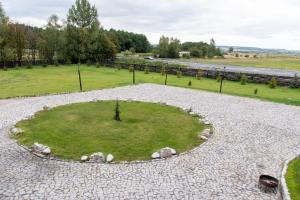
top-left (0, 84), bottom-right (299, 200)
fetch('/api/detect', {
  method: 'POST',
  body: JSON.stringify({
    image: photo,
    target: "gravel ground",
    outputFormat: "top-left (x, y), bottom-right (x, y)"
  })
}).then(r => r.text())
top-left (0, 84), bottom-right (299, 200)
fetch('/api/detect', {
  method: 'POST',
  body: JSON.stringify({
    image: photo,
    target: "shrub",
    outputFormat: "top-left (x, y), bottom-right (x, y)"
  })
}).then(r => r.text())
top-left (268, 77), bottom-right (277, 89)
top-left (116, 65), bottom-right (121, 70)
top-left (3, 66), bottom-right (8, 71)
top-left (182, 53), bottom-right (191, 59)
top-left (124, 50), bottom-right (132, 57)
top-left (240, 74), bottom-right (248, 85)
top-left (188, 80), bottom-right (192, 86)
top-left (26, 65), bottom-right (32, 69)
top-left (161, 66), bottom-right (166, 76)
top-left (289, 74), bottom-right (299, 89)
top-left (96, 62), bottom-right (101, 68)
top-left (216, 75), bottom-right (222, 82)
top-left (66, 58), bottom-right (72, 65)
top-left (42, 63), bottom-right (48, 68)
top-left (144, 66), bottom-right (150, 74)
top-left (253, 54), bottom-right (258, 58)
top-left (86, 60), bottom-right (92, 66)
top-left (176, 70), bottom-right (182, 78)
top-left (114, 100), bottom-right (121, 121)
top-left (244, 54), bottom-right (249, 58)
top-left (54, 60), bottom-right (59, 66)
top-left (235, 53), bottom-right (239, 58)
top-left (190, 48), bottom-right (202, 58)
top-left (254, 88), bottom-right (258, 95)
top-left (129, 66), bottom-right (134, 72)
top-left (196, 70), bottom-right (204, 80)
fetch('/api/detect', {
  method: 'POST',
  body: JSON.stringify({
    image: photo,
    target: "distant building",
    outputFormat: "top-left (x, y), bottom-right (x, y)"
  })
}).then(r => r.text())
top-left (179, 51), bottom-right (190, 57)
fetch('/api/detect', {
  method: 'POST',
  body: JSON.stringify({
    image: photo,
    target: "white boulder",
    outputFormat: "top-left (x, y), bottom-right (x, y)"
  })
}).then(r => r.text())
top-left (32, 143), bottom-right (51, 155)
top-left (11, 128), bottom-right (23, 135)
top-left (106, 154), bottom-right (114, 163)
top-left (151, 152), bottom-right (161, 159)
top-left (81, 155), bottom-right (89, 162)
top-left (200, 136), bottom-right (208, 141)
top-left (90, 152), bottom-right (105, 163)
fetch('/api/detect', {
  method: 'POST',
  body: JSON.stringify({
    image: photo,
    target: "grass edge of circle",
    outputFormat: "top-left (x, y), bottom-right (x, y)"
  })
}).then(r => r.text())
top-left (14, 100), bottom-right (207, 162)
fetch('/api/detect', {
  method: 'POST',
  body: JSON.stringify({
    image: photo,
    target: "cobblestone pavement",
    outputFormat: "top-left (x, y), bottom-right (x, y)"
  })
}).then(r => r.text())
top-left (0, 84), bottom-right (299, 200)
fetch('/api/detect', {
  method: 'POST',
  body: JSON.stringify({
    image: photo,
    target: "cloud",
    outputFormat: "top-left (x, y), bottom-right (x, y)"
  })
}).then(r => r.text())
top-left (1, 0), bottom-right (300, 50)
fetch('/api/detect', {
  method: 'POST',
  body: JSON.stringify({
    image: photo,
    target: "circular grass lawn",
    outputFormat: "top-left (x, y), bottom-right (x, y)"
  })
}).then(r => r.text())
top-left (15, 101), bottom-right (205, 162)
top-left (286, 157), bottom-right (300, 200)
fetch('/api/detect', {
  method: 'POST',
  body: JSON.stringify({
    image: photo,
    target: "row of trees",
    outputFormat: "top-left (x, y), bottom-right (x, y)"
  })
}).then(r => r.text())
top-left (106, 29), bottom-right (150, 53)
top-left (155, 36), bottom-right (181, 58)
top-left (155, 35), bottom-right (223, 59)
top-left (0, 0), bottom-right (150, 66)
top-left (181, 39), bottom-right (223, 58)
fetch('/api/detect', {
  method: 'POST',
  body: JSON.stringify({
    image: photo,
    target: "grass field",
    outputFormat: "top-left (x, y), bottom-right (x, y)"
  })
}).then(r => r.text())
top-left (0, 65), bottom-right (299, 105)
top-left (181, 55), bottom-right (300, 70)
top-left (286, 157), bottom-right (300, 200)
top-left (15, 101), bottom-right (204, 161)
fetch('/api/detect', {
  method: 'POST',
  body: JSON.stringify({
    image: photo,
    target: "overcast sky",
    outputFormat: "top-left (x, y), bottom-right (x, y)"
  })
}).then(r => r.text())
top-left (2, 0), bottom-right (300, 50)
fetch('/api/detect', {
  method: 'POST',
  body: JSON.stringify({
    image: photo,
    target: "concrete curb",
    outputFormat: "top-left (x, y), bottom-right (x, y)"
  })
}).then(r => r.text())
top-left (280, 152), bottom-right (300, 200)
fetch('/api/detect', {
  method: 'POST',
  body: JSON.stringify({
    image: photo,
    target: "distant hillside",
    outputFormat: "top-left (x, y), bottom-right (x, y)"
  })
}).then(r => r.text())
top-left (218, 46), bottom-right (300, 55)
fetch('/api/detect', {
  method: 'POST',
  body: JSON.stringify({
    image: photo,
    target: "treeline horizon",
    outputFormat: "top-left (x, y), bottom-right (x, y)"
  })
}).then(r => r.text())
top-left (0, 0), bottom-right (222, 67)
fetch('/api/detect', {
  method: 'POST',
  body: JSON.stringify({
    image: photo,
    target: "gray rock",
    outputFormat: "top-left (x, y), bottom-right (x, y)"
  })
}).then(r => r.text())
top-left (106, 154), bottom-right (114, 163)
top-left (42, 147), bottom-right (51, 155)
top-left (32, 143), bottom-right (51, 155)
top-left (90, 152), bottom-right (105, 163)
top-left (201, 129), bottom-right (211, 138)
top-left (159, 147), bottom-right (176, 158)
top-left (151, 152), bottom-right (161, 159)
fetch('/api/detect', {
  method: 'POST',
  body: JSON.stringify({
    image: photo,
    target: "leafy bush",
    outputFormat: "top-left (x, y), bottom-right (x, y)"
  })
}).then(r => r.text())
top-left (96, 62), bottom-right (100, 68)
top-left (116, 65), bottom-right (121, 70)
top-left (86, 60), bottom-right (92, 66)
top-left (240, 74), bottom-right (248, 85)
top-left (53, 59), bottom-right (59, 66)
top-left (188, 80), bottom-right (192, 86)
top-left (144, 66), bottom-right (150, 74)
top-left (196, 70), bottom-right (204, 80)
top-left (129, 66), bottom-right (134, 72)
top-left (161, 66), bottom-right (166, 75)
top-left (42, 63), bottom-right (48, 68)
top-left (268, 77), bottom-right (277, 89)
top-left (176, 70), bottom-right (182, 78)
top-left (244, 54), bottom-right (249, 58)
top-left (254, 88), bottom-right (258, 95)
top-left (66, 58), bottom-right (72, 65)
top-left (3, 66), bottom-right (8, 71)
top-left (190, 48), bottom-right (202, 58)
top-left (289, 74), bottom-right (299, 89)
top-left (235, 53), bottom-right (239, 58)
top-left (216, 75), bottom-right (222, 82)
top-left (124, 50), bottom-right (132, 57)
top-left (182, 53), bottom-right (191, 59)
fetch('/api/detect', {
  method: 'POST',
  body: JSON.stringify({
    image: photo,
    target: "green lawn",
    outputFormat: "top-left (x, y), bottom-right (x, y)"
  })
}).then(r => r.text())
top-left (0, 65), bottom-right (300, 105)
top-left (15, 101), bottom-right (205, 161)
top-left (286, 157), bottom-right (300, 200)
top-left (181, 56), bottom-right (300, 70)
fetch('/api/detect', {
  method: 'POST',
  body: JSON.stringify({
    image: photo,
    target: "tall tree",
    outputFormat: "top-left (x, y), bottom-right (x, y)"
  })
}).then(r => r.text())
top-left (10, 24), bottom-right (26, 66)
top-left (168, 38), bottom-right (180, 58)
top-left (38, 15), bottom-right (62, 63)
top-left (66, 0), bottom-right (100, 62)
top-left (158, 36), bottom-right (169, 58)
top-left (0, 3), bottom-right (13, 65)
